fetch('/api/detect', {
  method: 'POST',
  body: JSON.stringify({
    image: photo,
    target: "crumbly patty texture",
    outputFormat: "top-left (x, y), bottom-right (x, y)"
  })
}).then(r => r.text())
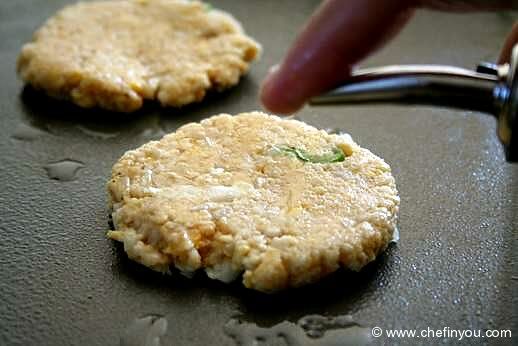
top-left (107, 112), bottom-right (399, 292)
top-left (17, 0), bottom-right (260, 112)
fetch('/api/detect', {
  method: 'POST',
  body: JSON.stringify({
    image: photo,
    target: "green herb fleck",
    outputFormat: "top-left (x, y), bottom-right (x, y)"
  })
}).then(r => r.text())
top-left (204, 2), bottom-right (213, 11)
top-left (275, 145), bottom-right (345, 163)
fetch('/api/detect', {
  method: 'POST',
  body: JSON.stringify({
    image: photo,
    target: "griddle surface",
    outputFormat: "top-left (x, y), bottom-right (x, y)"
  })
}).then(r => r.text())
top-left (0, 1), bottom-right (517, 345)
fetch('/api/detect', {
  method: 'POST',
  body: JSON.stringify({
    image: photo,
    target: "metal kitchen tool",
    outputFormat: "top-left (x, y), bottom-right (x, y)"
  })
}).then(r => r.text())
top-left (311, 44), bottom-right (518, 162)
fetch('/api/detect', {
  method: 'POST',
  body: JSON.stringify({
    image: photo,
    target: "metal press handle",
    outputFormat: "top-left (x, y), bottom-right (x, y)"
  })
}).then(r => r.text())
top-left (309, 44), bottom-right (518, 162)
top-left (309, 65), bottom-right (499, 114)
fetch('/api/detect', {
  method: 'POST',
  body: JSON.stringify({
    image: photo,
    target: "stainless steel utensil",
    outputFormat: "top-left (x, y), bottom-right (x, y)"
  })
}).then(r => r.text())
top-left (310, 44), bottom-right (518, 162)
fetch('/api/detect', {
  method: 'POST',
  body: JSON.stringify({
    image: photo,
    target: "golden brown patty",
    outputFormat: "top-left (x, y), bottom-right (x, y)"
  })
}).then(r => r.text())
top-left (107, 112), bottom-right (399, 292)
top-left (17, 0), bottom-right (260, 112)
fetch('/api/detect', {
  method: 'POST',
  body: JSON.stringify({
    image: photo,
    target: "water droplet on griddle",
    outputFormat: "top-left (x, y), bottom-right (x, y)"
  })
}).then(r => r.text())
top-left (12, 123), bottom-right (48, 141)
top-left (224, 314), bottom-right (371, 346)
top-left (121, 315), bottom-right (168, 346)
top-left (44, 160), bottom-right (84, 181)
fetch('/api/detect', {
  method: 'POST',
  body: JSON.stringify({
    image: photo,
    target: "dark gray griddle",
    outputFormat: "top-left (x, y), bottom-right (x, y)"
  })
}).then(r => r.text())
top-left (0, 1), bottom-right (517, 346)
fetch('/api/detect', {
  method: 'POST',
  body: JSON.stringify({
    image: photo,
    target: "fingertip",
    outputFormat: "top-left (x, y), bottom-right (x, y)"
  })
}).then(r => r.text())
top-left (260, 67), bottom-right (305, 115)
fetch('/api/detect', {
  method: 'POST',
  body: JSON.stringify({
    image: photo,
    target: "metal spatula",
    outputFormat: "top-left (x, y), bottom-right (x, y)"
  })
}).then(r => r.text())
top-left (310, 44), bottom-right (518, 162)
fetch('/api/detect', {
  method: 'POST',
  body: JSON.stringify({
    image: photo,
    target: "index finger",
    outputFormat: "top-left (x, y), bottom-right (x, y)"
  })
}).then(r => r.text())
top-left (260, 0), bottom-right (415, 114)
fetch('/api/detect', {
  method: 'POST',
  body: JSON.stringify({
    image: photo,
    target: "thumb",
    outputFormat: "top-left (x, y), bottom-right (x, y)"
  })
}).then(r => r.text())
top-left (498, 22), bottom-right (518, 64)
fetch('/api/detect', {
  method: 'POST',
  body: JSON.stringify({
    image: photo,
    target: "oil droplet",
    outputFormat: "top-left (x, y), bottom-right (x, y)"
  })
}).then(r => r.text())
top-left (12, 123), bottom-right (47, 141)
top-left (139, 127), bottom-right (166, 140)
top-left (44, 160), bottom-right (85, 182)
top-left (391, 226), bottom-right (400, 243)
top-left (76, 125), bottom-right (119, 139)
top-left (284, 114), bottom-right (298, 121)
top-left (138, 114), bottom-right (166, 140)
top-left (298, 314), bottom-right (358, 338)
top-left (224, 314), bottom-right (372, 346)
top-left (121, 315), bottom-right (168, 346)
top-left (324, 128), bottom-right (347, 135)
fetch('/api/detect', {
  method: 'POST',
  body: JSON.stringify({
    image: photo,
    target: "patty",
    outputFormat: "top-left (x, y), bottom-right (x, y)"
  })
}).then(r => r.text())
top-left (17, 0), bottom-right (260, 112)
top-left (107, 112), bottom-right (400, 292)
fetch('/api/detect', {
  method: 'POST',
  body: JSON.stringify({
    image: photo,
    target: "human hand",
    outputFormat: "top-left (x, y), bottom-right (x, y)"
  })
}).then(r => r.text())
top-left (260, 0), bottom-right (517, 114)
